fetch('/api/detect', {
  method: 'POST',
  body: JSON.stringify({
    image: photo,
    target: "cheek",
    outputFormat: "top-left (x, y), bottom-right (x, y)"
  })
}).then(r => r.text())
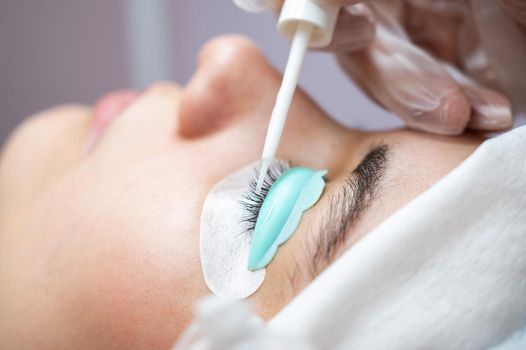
top-left (11, 161), bottom-right (210, 349)
top-left (73, 226), bottom-right (205, 349)
top-left (0, 105), bottom-right (91, 213)
top-left (72, 169), bottom-right (209, 348)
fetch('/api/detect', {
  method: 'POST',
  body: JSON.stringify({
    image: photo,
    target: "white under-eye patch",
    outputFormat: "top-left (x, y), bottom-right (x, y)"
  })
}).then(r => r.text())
top-left (200, 162), bottom-right (265, 299)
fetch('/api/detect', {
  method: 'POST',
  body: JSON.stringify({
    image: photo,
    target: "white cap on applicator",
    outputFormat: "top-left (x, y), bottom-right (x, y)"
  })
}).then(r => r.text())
top-left (256, 0), bottom-right (340, 191)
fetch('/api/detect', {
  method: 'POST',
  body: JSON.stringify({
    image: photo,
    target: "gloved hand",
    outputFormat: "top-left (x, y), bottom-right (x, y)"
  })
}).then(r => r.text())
top-left (234, 0), bottom-right (526, 135)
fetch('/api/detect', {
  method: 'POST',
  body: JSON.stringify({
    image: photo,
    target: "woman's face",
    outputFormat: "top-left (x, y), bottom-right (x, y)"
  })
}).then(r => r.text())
top-left (0, 36), bottom-right (482, 349)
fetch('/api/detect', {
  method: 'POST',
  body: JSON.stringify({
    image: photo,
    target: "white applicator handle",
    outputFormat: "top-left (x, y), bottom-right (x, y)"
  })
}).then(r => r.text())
top-left (257, 22), bottom-right (313, 191)
top-left (256, 0), bottom-right (339, 191)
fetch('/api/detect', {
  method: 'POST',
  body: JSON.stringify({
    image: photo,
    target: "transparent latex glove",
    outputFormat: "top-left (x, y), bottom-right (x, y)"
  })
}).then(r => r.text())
top-left (233, 0), bottom-right (377, 63)
top-left (234, 0), bottom-right (526, 134)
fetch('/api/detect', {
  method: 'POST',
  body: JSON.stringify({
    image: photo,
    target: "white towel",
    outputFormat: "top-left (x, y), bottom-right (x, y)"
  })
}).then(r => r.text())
top-left (175, 126), bottom-right (526, 350)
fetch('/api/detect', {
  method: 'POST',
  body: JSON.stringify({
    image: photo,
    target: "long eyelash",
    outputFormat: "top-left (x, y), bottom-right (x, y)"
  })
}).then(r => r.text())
top-left (239, 160), bottom-right (290, 235)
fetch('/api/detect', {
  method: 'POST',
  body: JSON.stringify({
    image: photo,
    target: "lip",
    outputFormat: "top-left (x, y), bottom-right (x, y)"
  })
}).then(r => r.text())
top-left (85, 90), bottom-right (140, 152)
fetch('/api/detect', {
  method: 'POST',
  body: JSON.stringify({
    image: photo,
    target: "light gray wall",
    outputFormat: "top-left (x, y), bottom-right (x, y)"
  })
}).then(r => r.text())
top-left (0, 0), bottom-right (129, 145)
top-left (0, 1), bottom-right (397, 146)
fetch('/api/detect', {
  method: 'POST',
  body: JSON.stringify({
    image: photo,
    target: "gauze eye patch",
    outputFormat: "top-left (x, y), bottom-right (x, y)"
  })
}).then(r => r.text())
top-left (200, 161), bottom-right (327, 299)
top-left (200, 162), bottom-right (265, 299)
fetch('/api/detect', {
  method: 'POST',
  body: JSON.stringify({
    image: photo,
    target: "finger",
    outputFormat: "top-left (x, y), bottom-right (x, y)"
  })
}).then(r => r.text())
top-left (472, 0), bottom-right (526, 113)
top-left (456, 13), bottom-right (497, 89)
top-left (403, 0), bottom-right (497, 88)
top-left (405, 0), bottom-right (468, 14)
top-left (338, 25), bottom-right (471, 135)
top-left (402, 1), bottom-right (465, 65)
top-left (500, 0), bottom-right (526, 28)
top-left (463, 87), bottom-right (513, 131)
top-left (324, 4), bottom-right (376, 52)
top-left (443, 63), bottom-right (513, 131)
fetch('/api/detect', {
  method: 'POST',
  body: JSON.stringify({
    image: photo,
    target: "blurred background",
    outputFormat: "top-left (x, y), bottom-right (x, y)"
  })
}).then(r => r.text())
top-left (0, 0), bottom-right (398, 146)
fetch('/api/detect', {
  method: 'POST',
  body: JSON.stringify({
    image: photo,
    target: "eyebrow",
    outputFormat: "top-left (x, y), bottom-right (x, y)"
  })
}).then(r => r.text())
top-left (309, 144), bottom-right (389, 274)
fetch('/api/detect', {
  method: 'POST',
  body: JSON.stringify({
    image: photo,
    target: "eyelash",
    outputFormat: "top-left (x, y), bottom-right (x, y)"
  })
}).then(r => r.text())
top-left (239, 160), bottom-right (290, 234)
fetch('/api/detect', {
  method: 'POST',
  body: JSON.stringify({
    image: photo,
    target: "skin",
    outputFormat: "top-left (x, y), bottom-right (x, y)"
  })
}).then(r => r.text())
top-left (0, 36), bottom-right (482, 350)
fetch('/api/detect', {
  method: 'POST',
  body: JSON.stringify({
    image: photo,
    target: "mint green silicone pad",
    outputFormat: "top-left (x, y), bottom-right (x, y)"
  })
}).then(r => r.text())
top-left (247, 167), bottom-right (328, 271)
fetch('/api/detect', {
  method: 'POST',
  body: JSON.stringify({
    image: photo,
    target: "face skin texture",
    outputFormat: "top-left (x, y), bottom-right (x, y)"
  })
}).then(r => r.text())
top-left (0, 36), bottom-right (483, 350)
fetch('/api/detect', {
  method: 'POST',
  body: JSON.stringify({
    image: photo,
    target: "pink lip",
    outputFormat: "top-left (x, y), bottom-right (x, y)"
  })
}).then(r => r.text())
top-left (85, 90), bottom-right (140, 152)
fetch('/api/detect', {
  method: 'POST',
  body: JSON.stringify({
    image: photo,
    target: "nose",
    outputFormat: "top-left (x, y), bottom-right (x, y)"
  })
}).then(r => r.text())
top-left (178, 35), bottom-right (280, 138)
top-left (177, 35), bottom-right (357, 174)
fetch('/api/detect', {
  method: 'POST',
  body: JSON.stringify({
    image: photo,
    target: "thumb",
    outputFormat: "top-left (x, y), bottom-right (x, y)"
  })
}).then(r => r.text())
top-left (472, 0), bottom-right (526, 113)
top-left (338, 25), bottom-right (472, 135)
